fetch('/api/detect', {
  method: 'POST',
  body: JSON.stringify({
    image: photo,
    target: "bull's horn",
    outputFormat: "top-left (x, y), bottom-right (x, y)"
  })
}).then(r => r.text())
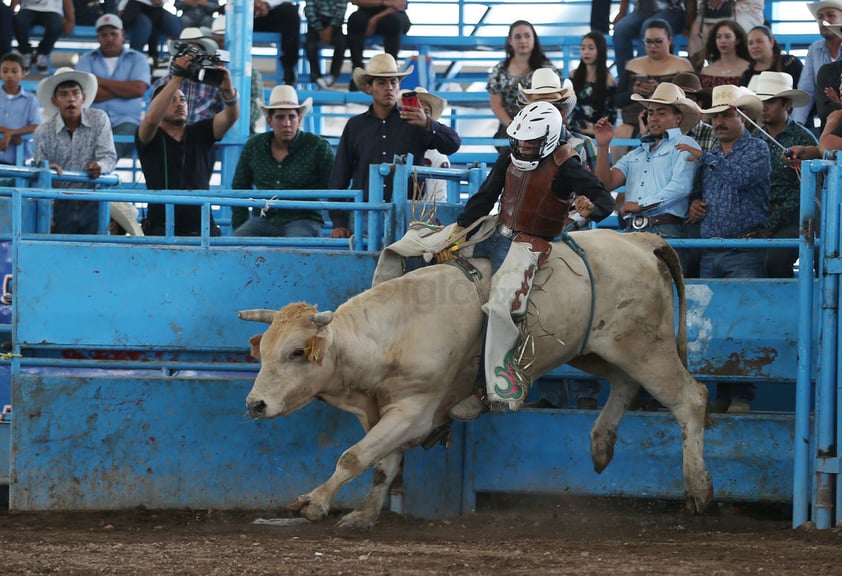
top-left (311, 311), bottom-right (334, 327)
top-left (238, 309), bottom-right (277, 323)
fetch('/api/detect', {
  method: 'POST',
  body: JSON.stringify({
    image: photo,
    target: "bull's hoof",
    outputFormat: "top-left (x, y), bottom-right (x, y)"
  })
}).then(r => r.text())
top-left (286, 495), bottom-right (329, 522)
top-left (336, 509), bottom-right (378, 530)
top-left (590, 428), bottom-right (617, 474)
top-left (685, 473), bottom-right (714, 514)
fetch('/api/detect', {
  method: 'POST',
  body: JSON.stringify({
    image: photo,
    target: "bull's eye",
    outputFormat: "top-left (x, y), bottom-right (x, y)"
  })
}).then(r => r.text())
top-left (290, 348), bottom-right (305, 359)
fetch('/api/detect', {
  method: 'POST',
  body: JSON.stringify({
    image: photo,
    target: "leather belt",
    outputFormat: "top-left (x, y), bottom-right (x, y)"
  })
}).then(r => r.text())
top-left (738, 228), bottom-right (771, 239)
top-left (627, 214), bottom-right (684, 230)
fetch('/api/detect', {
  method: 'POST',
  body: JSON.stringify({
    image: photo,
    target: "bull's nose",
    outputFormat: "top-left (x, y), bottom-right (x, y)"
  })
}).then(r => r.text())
top-left (247, 398), bottom-right (267, 418)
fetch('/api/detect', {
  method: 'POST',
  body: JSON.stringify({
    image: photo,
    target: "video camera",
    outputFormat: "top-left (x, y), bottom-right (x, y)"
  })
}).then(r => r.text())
top-left (170, 42), bottom-right (230, 87)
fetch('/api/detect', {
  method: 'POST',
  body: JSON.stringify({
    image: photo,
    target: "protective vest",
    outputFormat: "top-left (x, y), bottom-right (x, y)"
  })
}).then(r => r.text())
top-left (499, 143), bottom-right (575, 238)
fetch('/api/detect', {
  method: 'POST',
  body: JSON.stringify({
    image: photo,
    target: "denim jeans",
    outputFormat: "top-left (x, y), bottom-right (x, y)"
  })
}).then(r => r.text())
top-left (233, 217), bottom-right (322, 238)
top-left (14, 9), bottom-right (63, 56)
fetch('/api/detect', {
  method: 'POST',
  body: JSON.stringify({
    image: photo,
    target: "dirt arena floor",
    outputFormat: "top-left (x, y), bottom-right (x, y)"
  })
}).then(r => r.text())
top-left (1, 495), bottom-right (840, 575)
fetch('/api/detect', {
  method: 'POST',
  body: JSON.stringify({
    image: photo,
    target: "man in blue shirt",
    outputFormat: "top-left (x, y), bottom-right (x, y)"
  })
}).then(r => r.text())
top-left (681, 84), bottom-right (770, 414)
top-left (594, 82), bottom-right (701, 255)
top-left (76, 14), bottom-right (150, 159)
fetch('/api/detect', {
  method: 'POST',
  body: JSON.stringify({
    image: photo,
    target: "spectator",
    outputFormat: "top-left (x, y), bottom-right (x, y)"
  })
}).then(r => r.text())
top-left (305, 0), bottom-right (347, 90)
top-left (794, 0), bottom-right (842, 129)
top-left (590, 0), bottom-right (614, 35)
top-left (33, 67), bottom-right (117, 233)
top-left (136, 53), bottom-right (239, 236)
top-left (747, 71), bottom-right (817, 277)
top-left (74, 0), bottom-right (116, 26)
top-left (75, 14), bottom-right (150, 159)
top-left (813, 22), bottom-right (842, 129)
top-left (687, 0), bottom-right (765, 68)
top-left (151, 27), bottom-right (223, 124)
top-left (699, 20), bottom-right (751, 89)
top-left (683, 84), bottom-right (768, 413)
top-left (174, 0), bottom-right (218, 29)
top-left (672, 70), bottom-right (719, 278)
top-left (570, 31), bottom-right (617, 137)
top-left (594, 82), bottom-right (701, 259)
top-left (109, 201), bottom-right (143, 235)
top-left (253, 0), bottom-right (301, 86)
top-left (612, 0), bottom-right (686, 78)
top-left (118, 0), bottom-right (182, 66)
top-left (0, 52), bottom-right (41, 167)
top-left (328, 53), bottom-right (461, 238)
top-left (231, 85), bottom-right (334, 237)
top-left (614, 19), bottom-right (693, 157)
top-left (209, 15), bottom-right (265, 134)
top-left (442, 101), bottom-right (614, 421)
top-left (740, 25), bottom-right (804, 88)
top-left (12, 0), bottom-right (75, 73)
top-left (486, 20), bottom-right (556, 151)
top-left (399, 86), bottom-right (450, 203)
top-left (347, 0), bottom-right (410, 91)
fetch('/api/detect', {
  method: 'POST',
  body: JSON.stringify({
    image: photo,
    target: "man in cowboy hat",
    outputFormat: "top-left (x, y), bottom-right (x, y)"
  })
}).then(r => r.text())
top-left (150, 27), bottom-right (224, 125)
top-left (593, 82), bottom-right (701, 246)
top-left (136, 50), bottom-right (239, 236)
top-left (748, 71), bottom-right (818, 278)
top-left (328, 53), bottom-right (461, 238)
top-left (76, 14), bottom-right (150, 159)
top-left (794, 0), bottom-right (842, 130)
top-left (679, 84), bottom-right (769, 414)
top-left (33, 67), bottom-right (117, 234)
top-left (231, 85), bottom-right (334, 237)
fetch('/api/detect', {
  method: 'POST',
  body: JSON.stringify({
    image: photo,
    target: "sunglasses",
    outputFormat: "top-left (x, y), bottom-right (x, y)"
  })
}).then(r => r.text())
top-left (644, 38), bottom-right (666, 45)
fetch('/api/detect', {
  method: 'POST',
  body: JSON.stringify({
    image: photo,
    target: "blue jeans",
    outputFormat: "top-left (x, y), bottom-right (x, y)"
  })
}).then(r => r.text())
top-left (612, 8), bottom-right (686, 77)
top-left (53, 200), bottom-right (100, 234)
top-left (14, 9), bottom-right (63, 56)
top-left (233, 217), bottom-right (322, 237)
top-left (121, 0), bottom-right (183, 58)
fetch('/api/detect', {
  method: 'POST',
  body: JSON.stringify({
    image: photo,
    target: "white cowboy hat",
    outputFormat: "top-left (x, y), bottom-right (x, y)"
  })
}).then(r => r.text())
top-left (699, 84), bottom-right (763, 123)
top-left (807, 0), bottom-right (842, 20)
top-left (630, 82), bottom-right (701, 134)
top-left (36, 67), bottom-right (98, 117)
top-left (167, 27), bottom-right (218, 57)
top-left (109, 202), bottom-right (143, 236)
top-left (352, 53), bottom-right (412, 89)
top-left (519, 67), bottom-right (568, 98)
top-left (261, 85), bottom-right (313, 115)
top-left (399, 87), bottom-right (446, 119)
top-left (211, 14), bottom-right (225, 36)
top-left (747, 71), bottom-right (811, 108)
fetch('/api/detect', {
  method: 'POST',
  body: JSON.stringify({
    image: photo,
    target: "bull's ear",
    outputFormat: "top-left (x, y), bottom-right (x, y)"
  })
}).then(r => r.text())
top-left (248, 334), bottom-right (263, 359)
top-left (311, 311), bottom-right (334, 327)
top-left (306, 335), bottom-right (325, 364)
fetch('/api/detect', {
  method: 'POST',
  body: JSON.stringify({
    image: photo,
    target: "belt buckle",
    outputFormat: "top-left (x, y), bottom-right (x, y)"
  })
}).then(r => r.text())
top-left (498, 223), bottom-right (514, 238)
top-left (631, 215), bottom-right (649, 231)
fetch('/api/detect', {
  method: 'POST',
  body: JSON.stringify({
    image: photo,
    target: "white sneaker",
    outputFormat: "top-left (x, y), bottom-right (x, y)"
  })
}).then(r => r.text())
top-left (35, 53), bottom-right (48, 72)
top-left (315, 74), bottom-right (335, 90)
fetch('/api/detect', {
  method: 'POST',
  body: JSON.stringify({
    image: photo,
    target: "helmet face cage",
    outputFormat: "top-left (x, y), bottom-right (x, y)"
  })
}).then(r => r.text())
top-left (507, 102), bottom-right (562, 171)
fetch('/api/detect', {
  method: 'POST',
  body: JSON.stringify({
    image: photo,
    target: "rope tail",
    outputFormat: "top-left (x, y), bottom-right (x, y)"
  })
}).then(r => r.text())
top-left (560, 231), bottom-right (596, 356)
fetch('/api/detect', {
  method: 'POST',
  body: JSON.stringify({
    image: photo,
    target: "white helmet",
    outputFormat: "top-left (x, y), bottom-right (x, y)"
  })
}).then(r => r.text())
top-left (507, 101), bottom-right (563, 171)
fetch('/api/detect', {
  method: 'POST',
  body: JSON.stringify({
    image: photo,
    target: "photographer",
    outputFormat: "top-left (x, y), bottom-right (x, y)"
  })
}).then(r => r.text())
top-left (136, 50), bottom-right (239, 236)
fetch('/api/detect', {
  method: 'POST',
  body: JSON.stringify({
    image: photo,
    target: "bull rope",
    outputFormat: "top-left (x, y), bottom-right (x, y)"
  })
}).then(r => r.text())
top-left (559, 229), bottom-right (596, 356)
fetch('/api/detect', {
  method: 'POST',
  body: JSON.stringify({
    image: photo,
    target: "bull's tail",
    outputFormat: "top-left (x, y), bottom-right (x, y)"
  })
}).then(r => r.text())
top-left (653, 240), bottom-right (688, 368)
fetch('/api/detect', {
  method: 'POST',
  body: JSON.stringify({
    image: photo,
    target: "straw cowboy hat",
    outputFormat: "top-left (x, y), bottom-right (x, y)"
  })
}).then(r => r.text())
top-left (352, 53), bottom-right (412, 89)
top-left (36, 67), bottom-right (98, 117)
top-left (399, 87), bottom-right (446, 119)
top-left (630, 82), bottom-right (701, 134)
top-left (167, 27), bottom-right (218, 57)
top-left (747, 71), bottom-right (811, 108)
top-left (699, 84), bottom-right (763, 123)
top-left (260, 85), bottom-right (313, 115)
top-left (517, 68), bottom-right (576, 117)
top-left (110, 202), bottom-right (143, 236)
top-left (807, 0), bottom-right (842, 20)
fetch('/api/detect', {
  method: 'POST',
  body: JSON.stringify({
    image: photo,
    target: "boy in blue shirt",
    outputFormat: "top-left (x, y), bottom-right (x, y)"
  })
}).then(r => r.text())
top-left (0, 52), bottom-right (41, 167)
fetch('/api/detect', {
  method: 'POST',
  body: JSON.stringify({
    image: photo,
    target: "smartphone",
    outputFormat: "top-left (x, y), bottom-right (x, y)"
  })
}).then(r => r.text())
top-left (401, 91), bottom-right (419, 108)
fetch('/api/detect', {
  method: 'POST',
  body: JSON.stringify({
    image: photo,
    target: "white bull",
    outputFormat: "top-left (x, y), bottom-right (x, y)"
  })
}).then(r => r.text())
top-left (240, 229), bottom-right (713, 529)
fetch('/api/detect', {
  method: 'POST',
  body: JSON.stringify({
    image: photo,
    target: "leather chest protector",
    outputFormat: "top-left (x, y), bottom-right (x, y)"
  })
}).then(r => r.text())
top-left (499, 143), bottom-right (575, 238)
